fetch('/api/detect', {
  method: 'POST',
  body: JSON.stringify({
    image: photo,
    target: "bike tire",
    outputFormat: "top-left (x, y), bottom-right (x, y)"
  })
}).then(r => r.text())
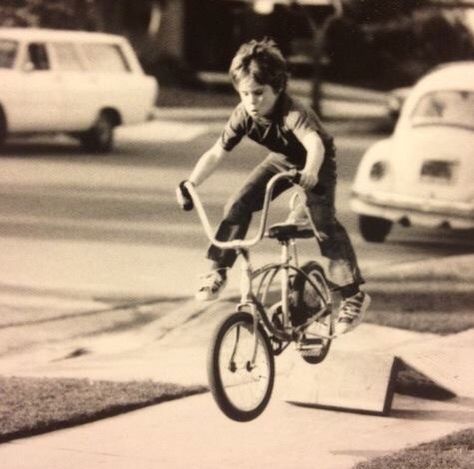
top-left (292, 261), bottom-right (333, 365)
top-left (207, 311), bottom-right (275, 422)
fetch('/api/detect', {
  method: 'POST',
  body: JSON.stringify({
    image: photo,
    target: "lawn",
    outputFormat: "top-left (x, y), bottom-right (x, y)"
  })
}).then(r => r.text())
top-left (354, 428), bottom-right (474, 469)
top-left (0, 376), bottom-right (206, 443)
top-left (367, 286), bottom-right (474, 335)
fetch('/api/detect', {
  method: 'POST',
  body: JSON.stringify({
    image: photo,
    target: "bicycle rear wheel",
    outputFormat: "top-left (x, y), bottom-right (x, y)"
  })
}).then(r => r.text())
top-left (207, 311), bottom-right (275, 422)
top-left (292, 261), bottom-right (333, 364)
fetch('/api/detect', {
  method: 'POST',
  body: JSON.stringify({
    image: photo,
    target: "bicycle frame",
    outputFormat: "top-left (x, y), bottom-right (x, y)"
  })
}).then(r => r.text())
top-left (184, 171), bottom-right (331, 349)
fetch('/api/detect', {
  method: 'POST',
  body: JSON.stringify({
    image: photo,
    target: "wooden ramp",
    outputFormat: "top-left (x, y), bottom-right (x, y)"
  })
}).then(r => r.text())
top-left (284, 350), bottom-right (401, 415)
top-left (282, 323), bottom-right (474, 415)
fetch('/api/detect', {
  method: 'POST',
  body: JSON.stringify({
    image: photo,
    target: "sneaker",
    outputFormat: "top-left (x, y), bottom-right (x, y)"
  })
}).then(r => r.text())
top-left (195, 270), bottom-right (227, 302)
top-left (335, 291), bottom-right (371, 335)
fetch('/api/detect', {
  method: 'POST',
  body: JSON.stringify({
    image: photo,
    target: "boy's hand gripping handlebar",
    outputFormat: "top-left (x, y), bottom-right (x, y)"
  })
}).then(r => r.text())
top-left (176, 180), bottom-right (194, 211)
top-left (178, 170), bottom-right (304, 249)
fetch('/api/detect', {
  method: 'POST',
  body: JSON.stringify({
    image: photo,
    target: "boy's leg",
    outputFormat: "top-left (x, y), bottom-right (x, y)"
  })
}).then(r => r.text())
top-left (197, 154), bottom-right (292, 301)
top-left (304, 180), bottom-right (370, 333)
top-left (207, 153), bottom-right (292, 269)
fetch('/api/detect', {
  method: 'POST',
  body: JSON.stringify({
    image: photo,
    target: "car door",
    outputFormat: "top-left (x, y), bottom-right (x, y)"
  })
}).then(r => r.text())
top-left (81, 41), bottom-right (150, 124)
top-left (11, 41), bottom-right (63, 132)
top-left (49, 41), bottom-right (100, 131)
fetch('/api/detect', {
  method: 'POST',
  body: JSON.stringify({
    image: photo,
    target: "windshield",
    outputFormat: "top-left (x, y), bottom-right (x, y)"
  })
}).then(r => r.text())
top-left (0, 39), bottom-right (18, 68)
top-left (411, 90), bottom-right (474, 130)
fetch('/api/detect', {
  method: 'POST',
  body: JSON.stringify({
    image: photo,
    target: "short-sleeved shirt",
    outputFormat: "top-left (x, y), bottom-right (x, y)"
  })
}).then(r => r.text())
top-left (220, 92), bottom-right (336, 177)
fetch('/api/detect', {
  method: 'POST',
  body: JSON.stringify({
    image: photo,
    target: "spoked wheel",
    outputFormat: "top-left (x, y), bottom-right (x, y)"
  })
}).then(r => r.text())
top-left (207, 312), bottom-right (275, 422)
top-left (291, 261), bottom-right (333, 364)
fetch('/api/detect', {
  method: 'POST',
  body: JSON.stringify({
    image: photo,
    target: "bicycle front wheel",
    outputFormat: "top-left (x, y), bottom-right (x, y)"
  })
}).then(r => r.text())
top-left (207, 312), bottom-right (275, 422)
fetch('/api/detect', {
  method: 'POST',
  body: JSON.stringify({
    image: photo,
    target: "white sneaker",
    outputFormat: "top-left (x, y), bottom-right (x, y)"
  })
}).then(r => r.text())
top-left (335, 291), bottom-right (371, 335)
top-left (195, 270), bottom-right (227, 302)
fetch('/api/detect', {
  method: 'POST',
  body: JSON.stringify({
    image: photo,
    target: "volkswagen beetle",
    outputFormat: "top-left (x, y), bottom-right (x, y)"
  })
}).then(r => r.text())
top-left (351, 61), bottom-right (474, 242)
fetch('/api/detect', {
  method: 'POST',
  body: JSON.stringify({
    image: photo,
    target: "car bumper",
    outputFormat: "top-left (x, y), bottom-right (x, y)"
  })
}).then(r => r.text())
top-left (351, 190), bottom-right (474, 229)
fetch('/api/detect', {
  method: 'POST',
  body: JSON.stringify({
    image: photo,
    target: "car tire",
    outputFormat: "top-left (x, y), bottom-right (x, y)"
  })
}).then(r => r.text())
top-left (80, 111), bottom-right (114, 153)
top-left (0, 106), bottom-right (7, 147)
top-left (359, 215), bottom-right (392, 243)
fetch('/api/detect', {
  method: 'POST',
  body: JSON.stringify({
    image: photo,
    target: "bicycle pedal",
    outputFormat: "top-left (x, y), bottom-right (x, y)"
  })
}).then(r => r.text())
top-left (298, 345), bottom-right (324, 356)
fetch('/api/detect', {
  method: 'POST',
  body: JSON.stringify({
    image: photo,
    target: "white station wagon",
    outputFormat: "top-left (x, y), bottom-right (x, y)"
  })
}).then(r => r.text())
top-left (0, 28), bottom-right (158, 152)
top-left (351, 61), bottom-right (474, 242)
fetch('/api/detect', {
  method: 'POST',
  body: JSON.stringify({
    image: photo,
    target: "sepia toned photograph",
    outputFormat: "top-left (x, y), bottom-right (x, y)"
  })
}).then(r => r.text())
top-left (0, 1), bottom-right (473, 468)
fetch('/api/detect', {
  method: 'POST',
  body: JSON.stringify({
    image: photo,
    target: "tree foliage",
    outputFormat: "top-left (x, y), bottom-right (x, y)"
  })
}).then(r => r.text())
top-left (341, 0), bottom-right (430, 23)
top-left (324, 1), bottom-right (474, 88)
top-left (0, 0), bottom-right (103, 30)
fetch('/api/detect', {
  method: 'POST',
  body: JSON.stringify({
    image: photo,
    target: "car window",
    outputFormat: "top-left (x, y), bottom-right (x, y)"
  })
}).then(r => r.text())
top-left (412, 90), bottom-right (474, 130)
top-left (51, 42), bottom-right (83, 71)
top-left (0, 39), bottom-right (18, 69)
top-left (81, 43), bottom-right (131, 72)
top-left (26, 43), bottom-right (50, 70)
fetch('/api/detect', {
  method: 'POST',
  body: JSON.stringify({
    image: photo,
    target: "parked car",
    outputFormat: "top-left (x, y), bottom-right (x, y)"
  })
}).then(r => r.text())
top-left (351, 61), bottom-right (474, 242)
top-left (0, 28), bottom-right (158, 152)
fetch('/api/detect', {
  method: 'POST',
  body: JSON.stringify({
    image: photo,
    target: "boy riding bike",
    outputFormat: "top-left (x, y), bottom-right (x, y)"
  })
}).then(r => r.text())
top-left (177, 38), bottom-right (370, 334)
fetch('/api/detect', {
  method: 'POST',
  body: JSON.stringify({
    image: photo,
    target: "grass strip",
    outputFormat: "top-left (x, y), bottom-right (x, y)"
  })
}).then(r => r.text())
top-left (354, 427), bottom-right (474, 469)
top-left (0, 376), bottom-right (207, 443)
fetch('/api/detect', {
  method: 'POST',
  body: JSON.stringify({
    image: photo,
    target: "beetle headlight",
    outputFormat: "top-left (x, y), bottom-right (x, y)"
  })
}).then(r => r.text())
top-left (369, 161), bottom-right (387, 181)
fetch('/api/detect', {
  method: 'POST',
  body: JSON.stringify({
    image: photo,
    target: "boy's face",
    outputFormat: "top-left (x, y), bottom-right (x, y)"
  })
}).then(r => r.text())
top-left (237, 76), bottom-right (280, 119)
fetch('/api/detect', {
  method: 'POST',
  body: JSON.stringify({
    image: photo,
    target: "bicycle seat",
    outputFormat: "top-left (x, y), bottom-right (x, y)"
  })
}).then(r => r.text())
top-left (267, 223), bottom-right (315, 241)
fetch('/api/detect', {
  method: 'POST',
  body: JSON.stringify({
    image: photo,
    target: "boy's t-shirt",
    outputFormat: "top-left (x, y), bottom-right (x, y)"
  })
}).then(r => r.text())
top-left (220, 92), bottom-right (336, 178)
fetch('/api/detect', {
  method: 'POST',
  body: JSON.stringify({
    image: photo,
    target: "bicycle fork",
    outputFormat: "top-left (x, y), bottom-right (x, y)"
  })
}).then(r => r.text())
top-left (235, 249), bottom-right (261, 369)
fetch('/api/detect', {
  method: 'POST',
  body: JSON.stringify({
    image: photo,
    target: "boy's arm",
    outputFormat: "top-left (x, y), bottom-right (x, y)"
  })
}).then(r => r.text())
top-left (299, 132), bottom-right (325, 190)
top-left (188, 140), bottom-right (230, 187)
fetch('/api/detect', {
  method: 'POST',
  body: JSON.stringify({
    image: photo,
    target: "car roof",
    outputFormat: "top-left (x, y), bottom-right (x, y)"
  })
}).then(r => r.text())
top-left (394, 61), bottom-right (474, 132)
top-left (0, 27), bottom-right (126, 43)
top-left (415, 61), bottom-right (474, 92)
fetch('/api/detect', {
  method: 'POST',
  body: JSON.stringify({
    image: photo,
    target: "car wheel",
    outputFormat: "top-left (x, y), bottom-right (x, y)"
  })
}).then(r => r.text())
top-left (0, 107), bottom-right (7, 147)
top-left (359, 215), bottom-right (392, 243)
top-left (80, 112), bottom-right (114, 153)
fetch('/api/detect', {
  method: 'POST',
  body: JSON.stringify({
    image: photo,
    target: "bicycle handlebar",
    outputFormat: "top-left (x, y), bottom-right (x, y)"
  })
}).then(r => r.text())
top-left (184, 170), bottom-right (301, 250)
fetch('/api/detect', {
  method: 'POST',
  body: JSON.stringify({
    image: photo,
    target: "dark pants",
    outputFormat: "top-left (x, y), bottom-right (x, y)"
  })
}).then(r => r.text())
top-left (207, 153), bottom-right (364, 289)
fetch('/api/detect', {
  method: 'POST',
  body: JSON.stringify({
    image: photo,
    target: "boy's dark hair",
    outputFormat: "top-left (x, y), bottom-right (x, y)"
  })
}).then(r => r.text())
top-left (229, 38), bottom-right (288, 93)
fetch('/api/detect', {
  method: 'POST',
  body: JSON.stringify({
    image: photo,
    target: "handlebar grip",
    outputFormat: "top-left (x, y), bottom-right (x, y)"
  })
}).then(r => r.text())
top-left (176, 180), bottom-right (194, 211)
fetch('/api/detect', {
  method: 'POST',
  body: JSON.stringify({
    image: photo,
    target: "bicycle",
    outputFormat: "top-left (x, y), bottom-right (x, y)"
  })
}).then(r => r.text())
top-left (180, 170), bottom-right (336, 422)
